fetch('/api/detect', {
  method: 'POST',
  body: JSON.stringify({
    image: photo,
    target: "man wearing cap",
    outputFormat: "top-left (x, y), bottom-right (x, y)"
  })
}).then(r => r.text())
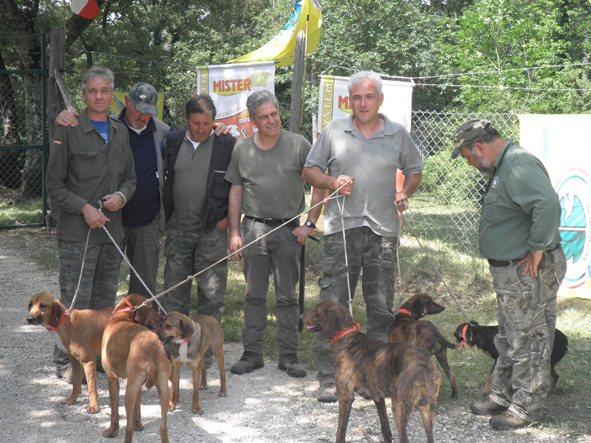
top-left (302, 71), bottom-right (423, 402)
top-left (48, 67), bottom-right (136, 380)
top-left (451, 119), bottom-right (566, 430)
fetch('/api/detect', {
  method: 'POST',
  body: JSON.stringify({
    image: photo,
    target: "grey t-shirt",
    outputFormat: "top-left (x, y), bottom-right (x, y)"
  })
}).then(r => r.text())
top-left (225, 129), bottom-right (311, 219)
top-left (305, 114), bottom-right (423, 237)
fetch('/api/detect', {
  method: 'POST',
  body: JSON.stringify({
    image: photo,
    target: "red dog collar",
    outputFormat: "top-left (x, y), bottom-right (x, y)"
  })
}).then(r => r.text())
top-left (395, 308), bottom-right (413, 319)
top-left (49, 313), bottom-right (68, 332)
top-left (115, 296), bottom-right (135, 318)
top-left (461, 324), bottom-right (469, 343)
top-left (330, 324), bottom-right (360, 344)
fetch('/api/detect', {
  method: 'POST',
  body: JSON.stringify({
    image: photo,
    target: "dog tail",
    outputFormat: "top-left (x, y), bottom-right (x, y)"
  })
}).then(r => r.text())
top-left (145, 365), bottom-right (158, 390)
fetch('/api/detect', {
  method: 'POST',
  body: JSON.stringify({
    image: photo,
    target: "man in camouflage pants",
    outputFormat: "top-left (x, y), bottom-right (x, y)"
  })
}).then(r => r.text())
top-left (451, 119), bottom-right (566, 430)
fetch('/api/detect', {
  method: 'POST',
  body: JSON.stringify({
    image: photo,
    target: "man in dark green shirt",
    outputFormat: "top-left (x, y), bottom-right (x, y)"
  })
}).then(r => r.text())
top-left (451, 119), bottom-right (566, 430)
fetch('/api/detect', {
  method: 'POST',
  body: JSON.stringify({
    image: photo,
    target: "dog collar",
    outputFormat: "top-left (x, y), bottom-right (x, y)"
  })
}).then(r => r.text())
top-left (330, 324), bottom-right (360, 344)
top-left (115, 296), bottom-right (135, 318)
top-left (395, 308), bottom-right (413, 319)
top-left (461, 324), bottom-right (469, 343)
top-left (48, 314), bottom-right (68, 331)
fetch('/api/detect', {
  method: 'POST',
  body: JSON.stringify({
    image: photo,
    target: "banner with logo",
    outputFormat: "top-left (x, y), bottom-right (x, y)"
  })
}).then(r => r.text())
top-left (110, 92), bottom-right (165, 122)
top-left (519, 114), bottom-right (591, 299)
top-left (317, 75), bottom-right (414, 135)
top-left (196, 62), bottom-right (275, 141)
top-left (229, 0), bottom-right (322, 68)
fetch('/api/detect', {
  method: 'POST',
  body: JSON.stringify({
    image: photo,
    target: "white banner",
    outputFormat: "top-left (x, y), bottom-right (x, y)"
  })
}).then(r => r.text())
top-left (519, 114), bottom-right (591, 299)
top-left (317, 75), bottom-right (414, 135)
top-left (196, 62), bottom-right (275, 141)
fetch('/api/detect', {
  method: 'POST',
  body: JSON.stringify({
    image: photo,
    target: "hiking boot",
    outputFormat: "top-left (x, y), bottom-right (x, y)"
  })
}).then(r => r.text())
top-left (230, 352), bottom-right (264, 374)
top-left (490, 410), bottom-right (533, 430)
top-left (55, 365), bottom-right (87, 385)
top-left (470, 398), bottom-right (508, 416)
top-left (317, 383), bottom-right (338, 403)
top-left (278, 354), bottom-right (307, 378)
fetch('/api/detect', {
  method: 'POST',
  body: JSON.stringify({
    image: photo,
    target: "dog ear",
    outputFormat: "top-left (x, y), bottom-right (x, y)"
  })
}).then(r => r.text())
top-left (180, 316), bottom-right (195, 338)
top-left (133, 306), bottom-right (148, 325)
top-left (411, 302), bottom-right (424, 320)
top-left (52, 299), bottom-right (64, 325)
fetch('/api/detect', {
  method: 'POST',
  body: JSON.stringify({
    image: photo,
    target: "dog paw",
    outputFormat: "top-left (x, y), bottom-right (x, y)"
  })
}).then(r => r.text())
top-left (64, 396), bottom-right (77, 405)
top-left (134, 420), bottom-right (144, 432)
top-left (86, 404), bottom-right (100, 414)
top-left (168, 402), bottom-right (176, 411)
top-left (192, 406), bottom-right (203, 415)
top-left (103, 424), bottom-right (119, 438)
top-left (218, 389), bottom-right (227, 397)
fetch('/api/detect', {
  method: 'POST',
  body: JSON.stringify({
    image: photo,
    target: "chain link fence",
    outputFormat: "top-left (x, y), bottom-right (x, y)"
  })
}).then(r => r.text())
top-left (398, 111), bottom-right (519, 278)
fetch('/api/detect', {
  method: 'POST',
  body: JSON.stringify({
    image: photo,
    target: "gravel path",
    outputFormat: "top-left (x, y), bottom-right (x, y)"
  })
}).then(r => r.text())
top-left (0, 230), bottom-right (588, 442)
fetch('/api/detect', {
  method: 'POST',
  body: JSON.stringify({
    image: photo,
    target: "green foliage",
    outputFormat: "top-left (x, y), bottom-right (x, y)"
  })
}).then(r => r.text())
top-left (451, 0), bottom-right (591, 113)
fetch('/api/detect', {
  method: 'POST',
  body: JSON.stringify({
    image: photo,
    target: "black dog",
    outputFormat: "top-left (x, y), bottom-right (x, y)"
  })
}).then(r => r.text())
top-left (455, 321), bottom-right (568, 394)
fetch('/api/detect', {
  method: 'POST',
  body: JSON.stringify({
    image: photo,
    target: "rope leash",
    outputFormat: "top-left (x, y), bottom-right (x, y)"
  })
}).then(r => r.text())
top-left (63, 228), bottom-right (92, 319)
top-left (335, 177), bottom-right (354, 315)
top-left (101, 181), bottom-right (352, 313)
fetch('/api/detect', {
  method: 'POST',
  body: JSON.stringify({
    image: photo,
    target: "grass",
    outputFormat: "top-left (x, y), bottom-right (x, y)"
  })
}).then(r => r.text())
top-left (0, 192), bottom-right (44, 226)
top-left (5, 189), bottom-right (591, 439)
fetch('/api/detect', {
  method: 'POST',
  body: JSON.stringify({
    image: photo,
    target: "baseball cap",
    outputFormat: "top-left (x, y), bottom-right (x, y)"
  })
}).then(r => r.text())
top-left (450, 119), bottom-right (492, 159)
top-left (128, 82), bottom-right (158, 115)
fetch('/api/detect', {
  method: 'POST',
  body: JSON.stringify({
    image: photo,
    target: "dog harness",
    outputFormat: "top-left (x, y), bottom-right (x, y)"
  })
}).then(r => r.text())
top-left (330, 324), bottom-right (360, 344)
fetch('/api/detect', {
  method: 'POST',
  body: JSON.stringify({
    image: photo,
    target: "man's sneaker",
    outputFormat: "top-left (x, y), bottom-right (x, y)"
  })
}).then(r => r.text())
top-left (490, 410), bottom-right (533, 430)
top-left (55, 365), bottom-right (87, 385)
top-left (278, 354), bottom-right (307, 378)
top-left (317, 383), bottom-right (338, 403)
top-left (230, 352), bottom-right (264, 374)
top-left (470, 398), bottom-right (508, 416)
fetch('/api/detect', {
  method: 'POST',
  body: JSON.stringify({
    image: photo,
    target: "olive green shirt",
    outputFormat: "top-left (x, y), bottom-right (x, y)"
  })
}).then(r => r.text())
top-left (479, 139), bottom-right (561, 260)
top-left (47, 109), bottom-right (136, 243)
top-left (169, 134), bottom-right (213, 230)
top-left (225, 130), bottom-right (311, 219)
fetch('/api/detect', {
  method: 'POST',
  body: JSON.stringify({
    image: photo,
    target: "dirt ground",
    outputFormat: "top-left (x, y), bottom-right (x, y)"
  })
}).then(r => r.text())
top-left (0, 228), bottom-right (589, 442)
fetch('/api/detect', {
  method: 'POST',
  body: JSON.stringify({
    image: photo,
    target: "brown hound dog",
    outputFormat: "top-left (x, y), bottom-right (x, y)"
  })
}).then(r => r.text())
top-left (101, 294), bottom-right (171, 443)
top-left (303, 302), bottom-right (441, 443)
top-left (388, 293), bottom-right (458, 398)
top-left (158, 312), bottom-right (227, 414)
top-left (26, 291), bottom-right (112, 413)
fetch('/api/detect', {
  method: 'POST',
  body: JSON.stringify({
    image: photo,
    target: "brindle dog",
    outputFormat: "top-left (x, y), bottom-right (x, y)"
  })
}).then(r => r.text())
top-left (388, 293), bottom-right (458, 398)
top-left (303, 302), bottom-right (441, 443)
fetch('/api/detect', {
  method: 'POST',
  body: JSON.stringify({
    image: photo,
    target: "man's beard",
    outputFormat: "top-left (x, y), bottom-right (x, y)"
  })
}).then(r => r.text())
top-left (473, 152), bottom-right (493, 176)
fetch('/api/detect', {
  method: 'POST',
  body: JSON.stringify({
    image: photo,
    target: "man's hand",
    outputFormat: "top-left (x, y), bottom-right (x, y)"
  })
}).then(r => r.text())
top-left (213, 122), bottom-right (230, 136)
top-left (55, 110), bottom-right (79, 127)
top-left (395, 191), bottom-right (410, 213)
top-left (292, 225), bottom-right (315, 245)
top-left (81, 203), bottom-right (110, 229)
top-left (229, 234), bottom-right (243, 261)
top-left (518, 251), bottom-right (544, 278)
top-left (334, 175), bottom-right (354, 196)
top-left (100, 193), bottom-right (125, 212)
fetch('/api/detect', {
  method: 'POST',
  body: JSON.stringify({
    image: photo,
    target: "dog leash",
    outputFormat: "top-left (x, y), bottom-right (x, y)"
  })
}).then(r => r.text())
top-left (335, 177), bottom-right (354, 316)
top-left (99, 183), bottom-right (351, 313)
top-left (97, 199), bottom-right (167, 314)
top-left (399, 206), bottom-right (470, 322)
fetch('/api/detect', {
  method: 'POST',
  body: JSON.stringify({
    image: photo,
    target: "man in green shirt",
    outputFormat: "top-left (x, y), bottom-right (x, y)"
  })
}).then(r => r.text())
top-left (451, 119), bottom-right (566, 430)
top-left (47, 67), bottom-right (136, 380)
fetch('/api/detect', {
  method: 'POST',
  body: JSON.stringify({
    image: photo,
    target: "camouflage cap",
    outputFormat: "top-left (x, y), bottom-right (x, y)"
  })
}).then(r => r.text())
top-left (450, 119), bottom-right (492, 159)
top-left (128, 82), bottom-right (158, 115)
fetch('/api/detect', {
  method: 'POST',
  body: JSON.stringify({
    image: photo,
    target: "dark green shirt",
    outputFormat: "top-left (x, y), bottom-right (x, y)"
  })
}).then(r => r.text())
top-left (479, 140), bottom-right (561, 260)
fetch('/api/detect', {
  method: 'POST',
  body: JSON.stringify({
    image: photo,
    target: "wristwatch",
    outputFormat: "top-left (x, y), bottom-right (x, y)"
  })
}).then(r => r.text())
top-left (304, 220), bottom-right (316, 229)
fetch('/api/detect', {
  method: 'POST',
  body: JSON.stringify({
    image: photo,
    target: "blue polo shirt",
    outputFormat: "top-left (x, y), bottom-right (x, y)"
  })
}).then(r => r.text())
top-left (119, 108), bottom-right (160, 227)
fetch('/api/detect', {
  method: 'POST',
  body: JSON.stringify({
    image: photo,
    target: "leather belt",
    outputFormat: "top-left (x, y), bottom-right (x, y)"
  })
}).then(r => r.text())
top-left (243, 215), bottom-right (297, 226)
top-left (487, 243), bottom-right (561, 267)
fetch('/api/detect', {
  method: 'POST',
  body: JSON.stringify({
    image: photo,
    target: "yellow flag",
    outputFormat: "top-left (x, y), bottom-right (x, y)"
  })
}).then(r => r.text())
top-left (229, 0), bottom-right (322, 68)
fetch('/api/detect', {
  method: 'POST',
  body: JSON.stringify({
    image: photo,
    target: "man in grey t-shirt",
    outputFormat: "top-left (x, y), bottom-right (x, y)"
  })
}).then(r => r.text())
top-left (226, 90), bottom-right (320, 378)
top-left (302, 71), bottom-right (423, 402)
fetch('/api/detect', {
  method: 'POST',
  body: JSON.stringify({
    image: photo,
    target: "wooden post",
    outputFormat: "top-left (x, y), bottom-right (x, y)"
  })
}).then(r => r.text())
top-left (289, 31), bottom-right (307, 134)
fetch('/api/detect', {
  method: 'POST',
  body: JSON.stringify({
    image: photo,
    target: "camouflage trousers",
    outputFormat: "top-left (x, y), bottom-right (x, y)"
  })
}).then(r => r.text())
top-left (489, 246), bottom-right (567, 422)
top-left (53, 240), bottom-right (122, 367)
top-left (162, 226), bottom-right (228, 321)
top-left (311, 227), bottom-right (397, 383)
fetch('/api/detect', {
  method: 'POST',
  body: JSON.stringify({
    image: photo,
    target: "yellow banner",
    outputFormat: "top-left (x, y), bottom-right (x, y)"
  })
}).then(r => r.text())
top-left (229, 0), bottom-right (322, 68)
top-left (110, 91), bottom-right (165, 122)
